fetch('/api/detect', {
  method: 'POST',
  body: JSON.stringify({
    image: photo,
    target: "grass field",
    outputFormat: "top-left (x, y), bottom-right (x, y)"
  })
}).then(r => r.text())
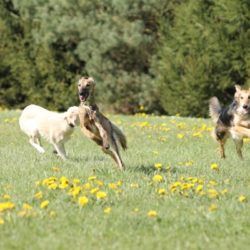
top-left (0, 110), bottom-right (249, 250)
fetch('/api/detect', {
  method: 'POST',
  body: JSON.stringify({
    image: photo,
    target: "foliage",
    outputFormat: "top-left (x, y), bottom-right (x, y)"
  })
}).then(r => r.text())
top-left (0, 0), bottom-right (249, 116)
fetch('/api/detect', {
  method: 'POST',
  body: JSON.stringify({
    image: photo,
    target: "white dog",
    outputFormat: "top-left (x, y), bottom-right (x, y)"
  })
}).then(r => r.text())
top-left (19, 104), bottom-right (79, 160)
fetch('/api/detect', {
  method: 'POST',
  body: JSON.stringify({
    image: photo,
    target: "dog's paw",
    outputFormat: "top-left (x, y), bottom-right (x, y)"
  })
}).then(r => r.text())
top-left (103, 143), bottom-right (110, 150)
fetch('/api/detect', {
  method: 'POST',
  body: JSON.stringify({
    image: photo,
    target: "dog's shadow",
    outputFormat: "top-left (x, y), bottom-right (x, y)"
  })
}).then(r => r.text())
top-left (129, 164), bottom-right (178, 176)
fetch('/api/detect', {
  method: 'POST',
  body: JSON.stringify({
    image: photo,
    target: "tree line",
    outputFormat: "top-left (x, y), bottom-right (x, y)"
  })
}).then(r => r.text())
top-left (0, 0), bottom-right (249, 116)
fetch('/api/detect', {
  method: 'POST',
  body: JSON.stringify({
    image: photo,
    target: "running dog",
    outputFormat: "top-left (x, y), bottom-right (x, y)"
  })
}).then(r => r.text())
top-left (209, 85), bottom-right (250, 158)
top-left (19, 104), bottom-right (79, 160)
top-left (77, 77), bottom-right (127, 170)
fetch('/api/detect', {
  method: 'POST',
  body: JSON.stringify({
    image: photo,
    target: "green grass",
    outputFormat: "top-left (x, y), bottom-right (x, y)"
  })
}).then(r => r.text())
top-left (0, 110), bottom-right (249, 250)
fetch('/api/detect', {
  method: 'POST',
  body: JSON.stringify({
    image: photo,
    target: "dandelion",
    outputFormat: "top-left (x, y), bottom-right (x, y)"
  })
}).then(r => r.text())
top-left (104, 207), bottom-right (111, 214)
top-left (208, 189), bottom-right (219, 199)
top-left (0, 201), bottom-right (15, 212)
top-left (108, 183), bottom-right (117, 189)
top-left (154, 163), bottom-right (162, 170)
top-left (73, 179), bottom-right (81, 185)
top-left (152, 174), bottom-right (163, 183)
top-left (221, 189), bottom-right (228, 195)
top-left (23, 203), bottom-right (33, 210)
top-left (157, 188), bottom-right (166, 195)
top-left (48, 183), bottom-right (58, 190)
top-left (40, 200), bottom-right (49, 209)
top-left (83, 183), bottom-right (91, 190)
top-left (208, 204), bottom-right (218, 212)
top-left (69, 186), bottom-right (81, 197)
top-left (96, 191), bottom-right (107, 200)
top-left (90, 188), bottom-right (99, 194)
top-left (196, 185), bottom-right (203, 193)
top-left (0, 217), bottom-right (4, 225)
top-left (3, 194), bottom-right (11, 199)
top-left (88, 176), bottom-right (97, 181)
top-left (133, 208), bottom-right (139, 213)
top-left (96, 180), bottom-right (104, 187)
top-left (210, 163), bottom-right (219, 171)
top-left (34, 191), bottom-right (43, 200)
top-left (177, 133), bottom-right (184, 139)
top-left (238, 195), bottom-right (247, 203)
top-left (49, 211), bottom-right (57, 218)
top-left (130, 183), bottom-right (139, 188)
top-left (147, 210), bottom-right (157, 218)
top-left (78, 196), bottom-right (89, 206)
top-left (52, 166), bottom-right (61, 172)
top-left (116, 180), bottom-right (122, 186)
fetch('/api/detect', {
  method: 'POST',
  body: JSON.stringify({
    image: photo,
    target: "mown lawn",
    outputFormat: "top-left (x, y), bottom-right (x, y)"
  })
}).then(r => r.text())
top-left (0, 110), bottom-right (249, 250)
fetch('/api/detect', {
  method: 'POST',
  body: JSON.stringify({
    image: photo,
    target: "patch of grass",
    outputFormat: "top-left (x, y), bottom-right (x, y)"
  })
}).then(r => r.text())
top-left (0, 110), bottom-right (249, 250)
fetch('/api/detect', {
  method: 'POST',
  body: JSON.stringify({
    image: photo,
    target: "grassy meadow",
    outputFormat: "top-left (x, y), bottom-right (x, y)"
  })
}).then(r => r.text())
top-left (0, 110), bottom-right (249, 250)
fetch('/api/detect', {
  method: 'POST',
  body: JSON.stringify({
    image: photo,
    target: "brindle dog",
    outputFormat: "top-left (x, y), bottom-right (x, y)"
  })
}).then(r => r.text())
top-left (77, 77), bottom-right (127, 170)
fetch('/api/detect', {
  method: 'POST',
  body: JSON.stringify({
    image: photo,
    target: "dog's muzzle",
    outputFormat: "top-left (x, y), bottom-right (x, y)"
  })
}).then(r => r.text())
top-left (79, 90), bottom-right (89, 102)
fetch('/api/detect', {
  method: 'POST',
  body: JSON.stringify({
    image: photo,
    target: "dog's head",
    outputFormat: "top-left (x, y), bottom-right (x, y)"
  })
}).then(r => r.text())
top-left (65, 106), bottom-right (80, 127)
top-left (234, 85), bottom-right (250, 115)
top-left (77, 77), bottom-right (95, 102)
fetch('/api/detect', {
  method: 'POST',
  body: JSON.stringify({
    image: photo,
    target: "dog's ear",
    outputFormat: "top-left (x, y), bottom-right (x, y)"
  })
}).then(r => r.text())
top-left (235, 85), bottom-right (241, 92)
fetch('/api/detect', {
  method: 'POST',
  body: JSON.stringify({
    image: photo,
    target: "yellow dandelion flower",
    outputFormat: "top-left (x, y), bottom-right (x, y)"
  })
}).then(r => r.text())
top-left (40, 200), bottom-right (49, 209)
top-left (238, 195), bottom-right (247, 203)
top-left (48, 183), bottom-right (58, 190)
top-left (134, 208), bottom-right (139, 213)
top-left (152, 174), bottom-right (163, 183)
top-left (96, 191), bottom-right (107, 199)
top-left (78, 196), bottom-right (89, 206)
top-left (147, 210), bottom-right (157, 218)
top-left (130, 183), bottom-right (139, 188)
top-left (52, 166), bottom-right (61, 172)
top-left (154, 163), bottom-right (162, 169)
top-left (103, 207), bottom-right (112, 214)
top-left (210, 163), bottom-right (219, 171)
top-left (73, 179), bottom-right (81, 185)
top-left (208, 189), bottom-right (219, 199)
top-left (69, 186), bottom-right (81, 197)
top-left (34, 191), bottom-right (43, 200)
top-left (0, 217), bottom-right (4, 225)
top-left (208, 204), bottom-right (218, 212)
top-left (83, 183), bottom-right (91, 190)
top-left (0, 201), bottom-right (15, 212)
top-left (88, 176), bottom-right (97, 181)
top-left (221, 189), bottom-right (228, 195)
top-left (3, 194), bottom-right (11, 199)
top-left (23, 203), bottom-right (32, 210)
top-left (196, 185), bottom-right (203, 193)
top-left (209, 180), bottom-right (217, 186)
top-left (116, 180), bottom-right (123, 186)
top-left (96, 180), bottom-right (104, 187)
top-left (49, 211), bottom-right (57, 218)
top-left (158, 188), bottom-right (166, 195)
top-left (108, 183), bottom-right (117, 189)
top-left (177, 133), bottom-right (184, 139)
top-left (90, 188), bottom-right (99, 194)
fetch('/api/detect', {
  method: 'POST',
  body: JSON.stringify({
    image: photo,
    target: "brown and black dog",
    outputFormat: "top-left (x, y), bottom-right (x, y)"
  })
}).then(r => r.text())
top-left (209, 85), bottom-right (250, 158)
top-left (77, 77), bottom-right (127, 170)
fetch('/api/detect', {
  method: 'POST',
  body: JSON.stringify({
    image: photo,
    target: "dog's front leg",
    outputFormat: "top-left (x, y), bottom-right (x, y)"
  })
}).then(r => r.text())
top-left (53, 142), bottom-right (67, 160)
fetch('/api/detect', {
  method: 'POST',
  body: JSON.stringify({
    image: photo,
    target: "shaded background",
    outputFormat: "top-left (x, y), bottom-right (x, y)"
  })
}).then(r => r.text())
top-left (0, 0), bottom-right (249, 116)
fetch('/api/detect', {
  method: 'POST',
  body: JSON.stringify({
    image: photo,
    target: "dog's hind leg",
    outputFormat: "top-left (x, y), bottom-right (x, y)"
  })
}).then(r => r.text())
top-left (29, 135), bottom-right (45, 153)
top-left (102, 136), bottom-right (125, 170)
top-left (233, 138), bottom-right (243, 159)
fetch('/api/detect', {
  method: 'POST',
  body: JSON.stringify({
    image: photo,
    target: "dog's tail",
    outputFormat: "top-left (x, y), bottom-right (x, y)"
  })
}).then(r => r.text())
top-left (111, 123), bottom-right (127, 150)
top-left (209, 97), bottom-right (221, 123)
